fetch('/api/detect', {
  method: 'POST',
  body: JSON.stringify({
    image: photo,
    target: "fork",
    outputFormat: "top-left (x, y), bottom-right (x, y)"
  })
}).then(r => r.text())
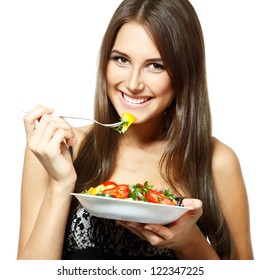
top-left (22, 111), bottom-right (123, 128)
top-left (60, 115), bottom-right (123, 128)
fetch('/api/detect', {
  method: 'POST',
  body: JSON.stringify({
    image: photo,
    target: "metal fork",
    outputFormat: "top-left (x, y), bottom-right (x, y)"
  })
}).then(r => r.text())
top-left (22, 111), bottom-right (123, 128)
top-left (60, 115), bottom-right (123, 128)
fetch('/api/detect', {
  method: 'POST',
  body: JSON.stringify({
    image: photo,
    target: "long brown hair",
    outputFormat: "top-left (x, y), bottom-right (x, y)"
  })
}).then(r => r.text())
top-left (70, 0), bottom-right (232, 259)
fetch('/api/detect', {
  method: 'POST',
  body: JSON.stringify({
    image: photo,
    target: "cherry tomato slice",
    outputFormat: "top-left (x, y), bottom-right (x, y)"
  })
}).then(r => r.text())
top-left (116, 184), bottom-right (130, 199)
top-left (145, 189), bottom-right (163, 203)
top-left (102, 184), bottom-right (130, 199)
top-left (145, 189), bottom-right (174, 205)
top-left (158, 195), bottom-right (175, 205)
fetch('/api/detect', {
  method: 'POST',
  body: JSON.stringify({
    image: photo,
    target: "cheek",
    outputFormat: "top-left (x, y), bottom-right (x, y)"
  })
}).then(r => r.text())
top-left (106, 63), bottom-right (114, 88)
top-left (106, 63), bottom-right (123, 107)
top-left (106, 62), bottom-right (124, 88)
top-left (150, 75), bottom-right (174, 101)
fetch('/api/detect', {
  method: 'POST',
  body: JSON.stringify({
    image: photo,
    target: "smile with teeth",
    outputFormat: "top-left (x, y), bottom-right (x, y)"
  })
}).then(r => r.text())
top-left (122, 93), bottom-right (151, 104)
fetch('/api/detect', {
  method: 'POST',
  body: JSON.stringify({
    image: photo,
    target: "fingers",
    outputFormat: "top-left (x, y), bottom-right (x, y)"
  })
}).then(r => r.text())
top-left (23, 104), bottom-right (54, 141)
top-left (35, 128), bottom-right (74, 159)
top-left (182, 198), bottom-right (203, 219)
top-left (24, 105), bottom-right (75, 155)
top-left (116, 221), bottom-right (147, 240)
top-left (117, 198), bottom-right (204, 249)
top-left (32, 115), bottom-right (74, 149)
top-left (182, 198), bottom-right (202, 208)
top-left (117, 220), bottom-right (166, 245)
top-left (23, 105), bottom-right (77, 186)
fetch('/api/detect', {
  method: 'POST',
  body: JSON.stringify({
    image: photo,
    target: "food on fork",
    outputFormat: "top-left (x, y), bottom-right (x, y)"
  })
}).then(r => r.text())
top-left (115, 112), bottom-right (136, 133)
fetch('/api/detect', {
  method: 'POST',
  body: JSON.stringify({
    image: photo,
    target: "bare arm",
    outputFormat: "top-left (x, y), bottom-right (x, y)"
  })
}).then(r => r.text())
top-left (211, 138), bottom-right (254, 259)
top-left (17, 105), bottom-right (77, 259)
top-left (17, 148), bottom-right (75, 259)
top-left (118, 198), bottom-right (220, 260)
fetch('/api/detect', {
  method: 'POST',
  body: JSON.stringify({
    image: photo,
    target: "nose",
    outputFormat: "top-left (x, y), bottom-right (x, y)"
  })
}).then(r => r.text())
top-left (126, 67), bottom-right (144, 93)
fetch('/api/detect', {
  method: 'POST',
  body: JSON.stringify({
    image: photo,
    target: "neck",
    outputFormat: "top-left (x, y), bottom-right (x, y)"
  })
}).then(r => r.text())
top-left (119, 117), bottom-right (165, 147)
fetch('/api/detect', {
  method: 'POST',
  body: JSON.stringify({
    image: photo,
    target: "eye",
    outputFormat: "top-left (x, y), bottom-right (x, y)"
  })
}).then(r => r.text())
top-left (146, 63), bottom-right (165, 73)
top-left (113, 56), bottom-right (129, 65)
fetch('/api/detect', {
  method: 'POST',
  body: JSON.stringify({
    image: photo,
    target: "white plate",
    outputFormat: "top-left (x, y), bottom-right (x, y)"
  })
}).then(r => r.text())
top-left (71, 193), bottom-right (192, 225)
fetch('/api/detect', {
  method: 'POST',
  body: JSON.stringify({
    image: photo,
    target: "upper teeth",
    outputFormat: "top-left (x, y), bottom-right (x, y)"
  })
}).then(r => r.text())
top-left (123, 93), bottom-right (149, 104)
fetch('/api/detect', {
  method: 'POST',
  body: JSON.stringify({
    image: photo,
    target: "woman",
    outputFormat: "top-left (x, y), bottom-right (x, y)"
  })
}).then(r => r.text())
top-left (17, 0), bottom-right (254, 259)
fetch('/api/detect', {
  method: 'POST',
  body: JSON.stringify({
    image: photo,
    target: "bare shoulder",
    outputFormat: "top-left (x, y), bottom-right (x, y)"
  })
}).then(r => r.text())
top-left (211, 138), bottom-right (254, 259)
top-left (211, 137), bottom-right (245, 196)
top-left (211, 137), bottom-right (241, 177)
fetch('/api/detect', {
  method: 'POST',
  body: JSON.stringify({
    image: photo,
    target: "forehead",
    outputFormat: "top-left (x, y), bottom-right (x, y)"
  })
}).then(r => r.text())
top-left (112, 21), bottom-right (161, 59)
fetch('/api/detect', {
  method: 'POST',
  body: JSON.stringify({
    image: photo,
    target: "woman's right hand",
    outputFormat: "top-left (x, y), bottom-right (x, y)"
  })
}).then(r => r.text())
top-left (23, 104), bottom-right (77, 189)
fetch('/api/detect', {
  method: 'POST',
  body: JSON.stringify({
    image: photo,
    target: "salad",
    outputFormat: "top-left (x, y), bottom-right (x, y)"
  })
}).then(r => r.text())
top-left (115, 112), bottom-right (136, 133)
top-left (82, 181), bottom-right (183, 206)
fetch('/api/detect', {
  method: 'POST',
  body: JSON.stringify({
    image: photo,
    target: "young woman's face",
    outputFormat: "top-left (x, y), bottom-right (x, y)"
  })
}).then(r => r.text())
top-left (106, 21), bottom-right (174, 125)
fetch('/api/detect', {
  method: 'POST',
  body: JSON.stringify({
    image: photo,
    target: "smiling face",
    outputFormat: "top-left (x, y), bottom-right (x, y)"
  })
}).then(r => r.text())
top-left (106, 21), bottom-right (175, 126)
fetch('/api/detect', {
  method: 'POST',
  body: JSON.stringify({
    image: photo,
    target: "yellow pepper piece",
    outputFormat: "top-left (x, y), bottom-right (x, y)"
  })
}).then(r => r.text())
top-left (87, 184), bottom-right (105, 195)
top-left (116, 112), bottom-right (137, 134)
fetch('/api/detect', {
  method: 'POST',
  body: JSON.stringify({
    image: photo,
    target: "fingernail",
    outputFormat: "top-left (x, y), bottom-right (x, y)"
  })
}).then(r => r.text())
top-left (144, 225), bottom-right (152, 231)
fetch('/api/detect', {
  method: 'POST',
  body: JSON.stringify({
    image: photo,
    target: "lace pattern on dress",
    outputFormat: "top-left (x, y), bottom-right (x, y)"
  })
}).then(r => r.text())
top-left (65, 207), bottom-right (177, 259)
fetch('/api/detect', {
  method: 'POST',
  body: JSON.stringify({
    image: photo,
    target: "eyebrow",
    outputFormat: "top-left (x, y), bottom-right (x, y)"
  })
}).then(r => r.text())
top-left (110, 49), bottom-right (164, 64)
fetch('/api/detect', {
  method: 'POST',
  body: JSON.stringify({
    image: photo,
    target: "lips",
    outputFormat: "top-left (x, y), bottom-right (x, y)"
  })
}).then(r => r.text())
top-left (120, 92), bottom-right (152, 107)
top-left (123, 93), bottom-right (150, 104)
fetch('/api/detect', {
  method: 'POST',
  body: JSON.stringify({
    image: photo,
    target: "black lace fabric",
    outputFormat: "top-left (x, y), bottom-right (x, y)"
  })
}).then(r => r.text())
top-left (63, 207), bottom-right (177, 260)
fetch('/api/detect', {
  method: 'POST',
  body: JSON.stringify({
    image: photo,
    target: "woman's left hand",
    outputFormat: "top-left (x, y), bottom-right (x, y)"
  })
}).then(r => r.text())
top-left (117, 198), bottom-right (203, 251)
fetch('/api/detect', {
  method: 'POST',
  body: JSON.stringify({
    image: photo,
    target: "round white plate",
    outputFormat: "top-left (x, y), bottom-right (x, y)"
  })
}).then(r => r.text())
top-left (71, 193), bottom-right (192, 225)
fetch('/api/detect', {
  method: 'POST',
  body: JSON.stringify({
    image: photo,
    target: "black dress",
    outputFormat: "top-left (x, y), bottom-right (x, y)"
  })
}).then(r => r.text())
top-left (63, 207), bottom-right (177, 260)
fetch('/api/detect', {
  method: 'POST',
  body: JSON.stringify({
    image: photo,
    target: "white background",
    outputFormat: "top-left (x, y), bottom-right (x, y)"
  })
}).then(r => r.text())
top-left (0, 0), bottom-right (259, 271)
